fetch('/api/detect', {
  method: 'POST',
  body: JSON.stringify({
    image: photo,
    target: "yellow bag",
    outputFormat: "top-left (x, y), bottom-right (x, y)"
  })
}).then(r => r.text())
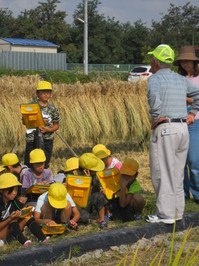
top-left (41, 224), bottom-right (66, 235)
top-left (19, 206), bottom-right (33, 218)
top-left (24, 184), bottom-right (50, 195)
top-left (97, 168), bottom-right (127, 200)
top-left (66, 175), bottom-right (92, 208)
top-left (21, 103), bottom-right (44, 129)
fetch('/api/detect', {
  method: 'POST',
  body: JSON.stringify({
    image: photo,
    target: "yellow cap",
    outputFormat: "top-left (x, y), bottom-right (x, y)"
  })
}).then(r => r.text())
top-left (0, 165), bottom-right (6, 173)
top-left (120, 158), bottom-right (139, 176)
top-left (92, 144), bottom-right (111, 159)
top-left (2, 153), bottom-right (19, 166)
top-left (79, 153), bottom-right (105, 172)
top-left (0, 173), bottom-right (22, 189)
top-left (29, 149), bottom-right (46, 164)
top-left (48, 183), bottom-right (67, 209)
top-left (148, 44), bottom-right (174, 64)
top-left (64, 157), bottom-right (79, 172)
top-left (37, 81), bottom-right (52, 91)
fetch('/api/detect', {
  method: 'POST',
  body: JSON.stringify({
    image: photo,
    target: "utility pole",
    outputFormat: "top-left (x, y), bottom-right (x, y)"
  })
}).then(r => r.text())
top-left (84, 0), bottom-right (88, 75)
top-left (77, 0), bottom-right (88, 75)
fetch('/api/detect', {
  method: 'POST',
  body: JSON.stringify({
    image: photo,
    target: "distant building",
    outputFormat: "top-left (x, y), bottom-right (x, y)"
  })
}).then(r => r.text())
top-left (0, 38), bottom-right (58, 53)
top-left (0, 38), bottom-right (66, 71)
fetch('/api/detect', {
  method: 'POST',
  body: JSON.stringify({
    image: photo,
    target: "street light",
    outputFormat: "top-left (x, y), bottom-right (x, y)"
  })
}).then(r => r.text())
top-left (77, 0), bottom-right (88, 75)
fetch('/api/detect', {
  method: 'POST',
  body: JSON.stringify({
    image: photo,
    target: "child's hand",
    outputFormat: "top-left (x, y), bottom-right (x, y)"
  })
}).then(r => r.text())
top-left (46, 220), bottom-right (57, 226)
top-left (10, 210), bottom-right (22, 219)
top-left (120, 177), bottom-right (129, 189)
top-left (69, 220), bottom-right (78, 229)
top-left (39, 126), bottom-right (49, 134)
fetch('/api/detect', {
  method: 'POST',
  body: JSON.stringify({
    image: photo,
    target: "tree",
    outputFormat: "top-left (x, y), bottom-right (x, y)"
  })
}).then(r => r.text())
top-left (121, 20), bottom-right (149, 64)
top-left (150, 3), bottom-right (199, 51)
top-left (14, 0), bottom-right (71, 52)
top-left (0, 8), bottom-right (16, 37)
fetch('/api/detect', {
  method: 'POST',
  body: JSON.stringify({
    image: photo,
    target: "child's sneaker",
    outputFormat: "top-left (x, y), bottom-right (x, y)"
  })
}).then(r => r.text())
top-left (43, 236), bottom-right (50, 243)
top-left (24, 240), bottom-right (32, 247)
top-left (99, 220), bottom-right (108, 229)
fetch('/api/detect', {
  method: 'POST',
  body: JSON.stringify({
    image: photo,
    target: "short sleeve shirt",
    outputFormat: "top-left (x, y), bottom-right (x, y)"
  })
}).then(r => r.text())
top-left (35, 192), bottom-right (76, 213)
top-left (107, 157), bottom-right (122, 170)
top-left (22, 169), bottom-right (54, 190)
top-left (127, 180), bottom-right (141, 194)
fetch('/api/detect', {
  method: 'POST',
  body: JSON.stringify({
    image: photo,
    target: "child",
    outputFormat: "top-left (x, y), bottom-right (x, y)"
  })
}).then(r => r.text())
top-left (54, 157), bottom-right (80, 184)
top-left (79, 153), bottom-right (108, 229)
top-left (112, 158), bottom-right (145, 222)
top-left (1, 153), bottom-right (28, 182)
top-left (34, 183), bottom-right (80, 230)
top-left (92, 144), bottom-right (122, 170)
top-left (54, 157), bottom-right (90, 226)
top-left (0, 173), bottom-right (49, 246)
top-left (24, 81), bottom-right (61, 168)
top-left (21, 149), bottom-right (54, 201)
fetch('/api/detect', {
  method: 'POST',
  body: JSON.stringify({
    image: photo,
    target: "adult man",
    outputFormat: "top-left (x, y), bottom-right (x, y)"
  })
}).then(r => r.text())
top-left (146, 44), bottom-right (199, 224)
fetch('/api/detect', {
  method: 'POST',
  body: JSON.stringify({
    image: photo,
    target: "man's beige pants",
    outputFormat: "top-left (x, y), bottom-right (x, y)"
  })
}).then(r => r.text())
top-left (149, 122), bottom-right (189, 220)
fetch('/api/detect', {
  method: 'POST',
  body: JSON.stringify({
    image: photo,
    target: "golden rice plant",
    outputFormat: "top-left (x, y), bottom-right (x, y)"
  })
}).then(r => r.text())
top-left (0, 75), bottom-right (151, 158)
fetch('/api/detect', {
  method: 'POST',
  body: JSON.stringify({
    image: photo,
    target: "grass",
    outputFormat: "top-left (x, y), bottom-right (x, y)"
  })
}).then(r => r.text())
top-left (0, 68), bottom-right (128, 84)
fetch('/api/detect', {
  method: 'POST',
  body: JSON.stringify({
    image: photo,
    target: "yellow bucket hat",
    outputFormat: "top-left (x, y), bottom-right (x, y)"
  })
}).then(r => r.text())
top-left (92, 144), bottom-right (111, 159)
top-left (2, 153), bottom-right (19, 166)
top-left (120, 158), bottom-right (139, 176)
top-left (0, 173), bottom-right (22, 189)
top-left (48, 183), bottom-right (67, 209)
top-left (37, 81), bottom-right (52, 91)
top-left (79, 153), bottom-right (105, 172)
top-left (148, 44), bottom-right (174, 64)
top-left (64, 157), bottom-right (79, 172)
top-left (29, 149), bottom-right (46, 164)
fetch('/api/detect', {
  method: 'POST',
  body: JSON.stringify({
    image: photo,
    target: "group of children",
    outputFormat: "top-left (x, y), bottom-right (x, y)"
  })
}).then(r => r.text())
top-left (0, 80), bottom-right (145, 247)
top-left (0, 143), bottom-right (145, 247)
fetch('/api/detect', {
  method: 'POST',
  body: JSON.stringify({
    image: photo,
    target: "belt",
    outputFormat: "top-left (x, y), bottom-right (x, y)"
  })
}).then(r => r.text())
top-left (157, 118), bottom-right (187, 127)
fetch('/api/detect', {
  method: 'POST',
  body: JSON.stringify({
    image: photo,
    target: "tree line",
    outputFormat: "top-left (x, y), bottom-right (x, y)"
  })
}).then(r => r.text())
top-left (0, 0), bottom-right (198, 64)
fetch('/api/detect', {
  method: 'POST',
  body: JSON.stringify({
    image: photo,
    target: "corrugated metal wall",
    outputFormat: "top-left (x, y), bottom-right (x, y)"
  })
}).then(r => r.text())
top-left (0, 51), bottom-right (66, 70)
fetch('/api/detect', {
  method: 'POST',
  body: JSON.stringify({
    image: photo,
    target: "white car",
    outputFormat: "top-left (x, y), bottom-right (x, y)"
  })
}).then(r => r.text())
top-left (128, 65), bottom-right (152, 82)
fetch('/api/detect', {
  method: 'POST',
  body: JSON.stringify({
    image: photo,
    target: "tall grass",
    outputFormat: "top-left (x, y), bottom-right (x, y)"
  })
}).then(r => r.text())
top-left (0, 75), bottom-right (151, 159)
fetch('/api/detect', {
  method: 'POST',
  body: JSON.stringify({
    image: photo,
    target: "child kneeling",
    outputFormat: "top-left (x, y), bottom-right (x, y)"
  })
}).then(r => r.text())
top-left (34, 183), bottom-right (80, 229)
top-left (0, 173), bottom-right (49, 247)
top-left (111, 158), bottom-right (145, 222)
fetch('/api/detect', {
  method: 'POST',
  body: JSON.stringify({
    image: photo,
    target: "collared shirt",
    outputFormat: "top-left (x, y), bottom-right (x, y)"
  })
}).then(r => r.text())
top-left (147, 69), bottom-right (199, 121)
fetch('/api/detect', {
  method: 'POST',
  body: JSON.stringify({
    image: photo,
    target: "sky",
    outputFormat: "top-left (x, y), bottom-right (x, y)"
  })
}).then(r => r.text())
top-left (0, 0), bottom-right (199, 27)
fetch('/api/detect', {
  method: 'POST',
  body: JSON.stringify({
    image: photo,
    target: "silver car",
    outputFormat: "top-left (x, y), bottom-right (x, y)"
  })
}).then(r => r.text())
top-left (128, 65), bottom-right (152, 82)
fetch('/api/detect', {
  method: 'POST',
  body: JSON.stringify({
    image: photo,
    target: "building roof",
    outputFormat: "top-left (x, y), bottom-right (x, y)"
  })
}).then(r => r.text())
top-left (1, 38), bottom-right (58, 47)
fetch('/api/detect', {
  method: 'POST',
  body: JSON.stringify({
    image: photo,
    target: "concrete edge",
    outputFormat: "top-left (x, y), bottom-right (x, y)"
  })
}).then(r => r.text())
top-left (0, 212), bottom-right (199, 266)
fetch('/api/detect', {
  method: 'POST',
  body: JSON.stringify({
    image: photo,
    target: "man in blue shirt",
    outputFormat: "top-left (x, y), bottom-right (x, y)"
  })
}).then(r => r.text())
top-left (146, 44), bottom-right (199, 224)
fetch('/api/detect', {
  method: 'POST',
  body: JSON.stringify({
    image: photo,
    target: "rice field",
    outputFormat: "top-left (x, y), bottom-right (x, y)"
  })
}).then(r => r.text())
top-left (0, 75), bottom-right (153, 191)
